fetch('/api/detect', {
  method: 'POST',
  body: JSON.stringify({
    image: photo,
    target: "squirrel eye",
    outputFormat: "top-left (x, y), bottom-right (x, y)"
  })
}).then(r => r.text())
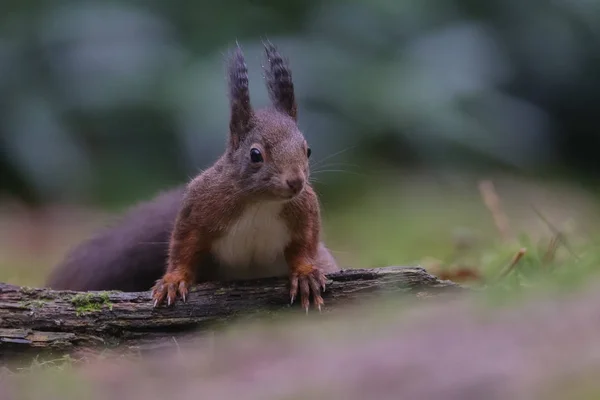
top-left (250, 148), bottom-right (263, 163)
top-left (307, 148), bottom-right (312, 158)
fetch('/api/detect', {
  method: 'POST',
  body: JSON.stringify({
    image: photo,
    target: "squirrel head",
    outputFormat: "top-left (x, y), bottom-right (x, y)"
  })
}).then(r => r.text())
top-left (224, 42), bottom-right (311, 202)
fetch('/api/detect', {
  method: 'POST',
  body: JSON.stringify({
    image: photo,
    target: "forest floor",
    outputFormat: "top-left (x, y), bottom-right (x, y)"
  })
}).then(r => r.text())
top-left (2, 171), bottom-right (600, 399)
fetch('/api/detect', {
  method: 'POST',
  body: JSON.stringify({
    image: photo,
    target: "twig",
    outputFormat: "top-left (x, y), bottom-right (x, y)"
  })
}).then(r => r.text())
top-left (498, 248), bottom-right (527, 279)
top-left (531, 205), bottom-right (579, 261)
top-left (542, 234), bottom-right (560, 266)
top-left (478, 180), bottom-right (512, 241)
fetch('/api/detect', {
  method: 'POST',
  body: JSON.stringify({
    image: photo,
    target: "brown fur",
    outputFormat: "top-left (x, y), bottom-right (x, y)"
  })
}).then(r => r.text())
top-left (152, 42), bottom-right (338, 310)
top-left (47, 42), bottom-right (339, 311)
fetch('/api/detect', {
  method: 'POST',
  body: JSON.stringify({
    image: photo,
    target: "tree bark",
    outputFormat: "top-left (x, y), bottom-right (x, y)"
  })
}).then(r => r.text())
top-left (0, 266), bottom-right (461, 357)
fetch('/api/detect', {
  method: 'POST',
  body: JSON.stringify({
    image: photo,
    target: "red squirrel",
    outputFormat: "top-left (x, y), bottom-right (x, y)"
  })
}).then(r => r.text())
top-left (46, 42), bottom-right (339, 312)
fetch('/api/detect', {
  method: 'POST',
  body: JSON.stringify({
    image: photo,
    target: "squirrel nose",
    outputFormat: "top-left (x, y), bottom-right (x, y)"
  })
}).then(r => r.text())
top-left (286, 177), bottom-right (304, 194)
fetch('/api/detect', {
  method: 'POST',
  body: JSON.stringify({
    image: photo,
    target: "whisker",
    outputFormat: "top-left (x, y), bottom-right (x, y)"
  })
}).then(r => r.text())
top-left (310, 146), bottom-right (356, 168)
top-left (311, 162), bottom-right (362, 170)
top-left (312, 169), bottom-right (369, 178)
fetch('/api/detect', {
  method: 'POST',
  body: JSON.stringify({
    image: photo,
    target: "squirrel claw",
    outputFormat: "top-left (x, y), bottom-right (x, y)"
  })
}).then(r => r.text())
top-left (289, 265), bottom-right (327, 313)
top-left (179, 281), bottom-right (189, 303)
top-left (151, 272), bottom-right (191, 308)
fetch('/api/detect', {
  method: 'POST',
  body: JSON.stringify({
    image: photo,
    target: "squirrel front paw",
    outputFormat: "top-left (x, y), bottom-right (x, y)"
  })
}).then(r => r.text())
top-left (151, 271), bottom-right (192, 308)
top-left (289, 264), bottom-right (328, 312)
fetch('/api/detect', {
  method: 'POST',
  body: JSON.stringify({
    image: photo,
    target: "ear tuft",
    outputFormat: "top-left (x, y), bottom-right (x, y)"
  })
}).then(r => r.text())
top-left (227, 43), bottom-right (253, 149)
top-left (262, 41), bottom-right (297, 121)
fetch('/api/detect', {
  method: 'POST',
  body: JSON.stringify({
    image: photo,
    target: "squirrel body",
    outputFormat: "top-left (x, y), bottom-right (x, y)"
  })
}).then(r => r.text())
top-left (46, 181), bottom-right (337, 291)
top-left (47, 42), bottom-right (338, 311)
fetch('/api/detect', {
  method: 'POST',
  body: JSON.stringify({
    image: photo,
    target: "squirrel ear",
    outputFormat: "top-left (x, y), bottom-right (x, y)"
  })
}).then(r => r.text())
top-left (227, 43), bottom-right (253, 150)
top-left (263, 41), bottom-right (298, 121)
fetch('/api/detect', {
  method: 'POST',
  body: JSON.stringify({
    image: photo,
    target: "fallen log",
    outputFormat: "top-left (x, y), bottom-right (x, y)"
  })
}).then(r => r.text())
top-left (0, 266), bottom-right (461, 357)
top-left (6, 281), bottom-right (599, 400)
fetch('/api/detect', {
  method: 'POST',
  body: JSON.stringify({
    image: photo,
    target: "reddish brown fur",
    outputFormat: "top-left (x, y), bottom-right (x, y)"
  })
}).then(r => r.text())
top-left (151, 42), bottom-right (338, 311)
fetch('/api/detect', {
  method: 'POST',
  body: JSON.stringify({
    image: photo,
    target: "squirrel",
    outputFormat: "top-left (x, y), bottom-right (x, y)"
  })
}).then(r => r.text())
top-left (46, 42), bottom-right (339, 312)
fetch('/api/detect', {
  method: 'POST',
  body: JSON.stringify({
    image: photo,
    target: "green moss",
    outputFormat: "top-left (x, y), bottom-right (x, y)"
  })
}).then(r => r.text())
top-left (20, 299), bottom-right (47, 310)
top-left (70, 292), bottom-right (113, 316)
top-left (20, 286), bottom-right (38, 295)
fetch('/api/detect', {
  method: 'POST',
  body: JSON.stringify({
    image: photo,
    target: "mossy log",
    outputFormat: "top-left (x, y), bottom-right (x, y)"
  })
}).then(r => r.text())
top-left (0, 266), bottom-right (461, 358)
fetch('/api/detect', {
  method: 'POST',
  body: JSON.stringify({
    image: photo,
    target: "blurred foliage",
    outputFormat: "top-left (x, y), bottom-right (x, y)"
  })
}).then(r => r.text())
top-left (1, 0), bottom-right (600, 207)
top-left (4, 2), bottom-right (600, 391)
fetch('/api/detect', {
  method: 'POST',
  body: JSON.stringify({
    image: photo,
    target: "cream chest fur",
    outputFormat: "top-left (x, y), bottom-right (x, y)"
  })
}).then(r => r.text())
top-left (211, 201), bottom-right (291, 279)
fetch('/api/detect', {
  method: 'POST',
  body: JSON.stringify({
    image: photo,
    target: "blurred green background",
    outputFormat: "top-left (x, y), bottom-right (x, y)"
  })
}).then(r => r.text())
top-left (2, 0), bottom-right (600, 287)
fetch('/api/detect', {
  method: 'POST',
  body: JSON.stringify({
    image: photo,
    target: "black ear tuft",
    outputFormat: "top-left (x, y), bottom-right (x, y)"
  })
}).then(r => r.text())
top-left (227, 43), bottom-right (253, 149)
top-left (263, 41), bottom-right (297, 121)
